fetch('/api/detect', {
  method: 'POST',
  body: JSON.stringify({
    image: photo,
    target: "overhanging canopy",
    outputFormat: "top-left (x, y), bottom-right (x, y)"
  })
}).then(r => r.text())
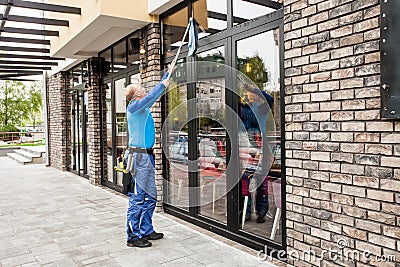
top-left (0, 0), bottom-right (80, 81)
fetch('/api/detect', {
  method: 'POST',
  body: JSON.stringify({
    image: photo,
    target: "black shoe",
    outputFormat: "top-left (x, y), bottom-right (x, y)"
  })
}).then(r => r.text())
top-left (127, 238), bottom-right (152, 248)
top-left (245, 214), bottom-right (251, 221)
top-left (143, 231), bottom-right (164, 241)
top-left (257, 216), bottom-right (265, 223)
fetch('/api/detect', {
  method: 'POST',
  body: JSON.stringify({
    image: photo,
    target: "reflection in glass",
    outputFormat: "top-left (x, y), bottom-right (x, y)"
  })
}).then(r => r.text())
top-left (193, 0), bottom-right (227, 39)
top-left (115, 78), bottom-right (127, 187)
top-left (72, 66), bottom-right (81, 87)
top-left (100, 49), bottom-right (112, 75)
top-left (128, 31), bottom-right (141, 68)
top-left (233, 0), bottom-right (279, 23)
top-left (165, 58), bottom-right (189, 210)
top-left (162, 7), bottom-right (189, 58)
top-left (105, 82), bottom-right (113, 183)
top-left (237, 30), bottom-right (282, 244)
top-left (196, 47), bottom-right (227, 224)
top-left (113, 40), bottom-right (127, 73)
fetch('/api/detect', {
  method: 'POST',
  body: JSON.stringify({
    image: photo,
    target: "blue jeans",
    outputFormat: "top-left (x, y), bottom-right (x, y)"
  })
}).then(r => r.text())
top-left (244, 174), bottom-right (269, 217)
top-left (126, 153), bottom-right (157, 241)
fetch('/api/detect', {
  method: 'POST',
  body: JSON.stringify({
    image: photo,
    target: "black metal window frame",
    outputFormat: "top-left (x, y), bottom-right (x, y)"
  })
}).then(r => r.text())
top-left (160, 0), bottom-right (286, 259)
top-left (380, 0), bottom-right (400, 119)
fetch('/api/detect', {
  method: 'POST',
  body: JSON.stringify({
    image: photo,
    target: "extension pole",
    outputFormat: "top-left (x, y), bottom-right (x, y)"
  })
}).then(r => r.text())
top-left (167, 21), bottom-right (191, 80)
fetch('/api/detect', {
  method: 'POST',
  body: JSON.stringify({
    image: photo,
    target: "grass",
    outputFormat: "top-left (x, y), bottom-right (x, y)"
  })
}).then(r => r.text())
top-left (0, 142), bottom-right (45, 148)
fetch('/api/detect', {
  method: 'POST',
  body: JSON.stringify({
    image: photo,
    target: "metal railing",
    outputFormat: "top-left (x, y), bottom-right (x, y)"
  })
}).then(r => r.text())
top-left (0, 131), bottom-right (45, 144)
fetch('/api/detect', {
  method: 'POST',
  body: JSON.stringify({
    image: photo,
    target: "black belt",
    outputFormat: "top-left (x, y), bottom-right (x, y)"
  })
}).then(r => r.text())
top-left (128, 147), bottom-right (154, 154)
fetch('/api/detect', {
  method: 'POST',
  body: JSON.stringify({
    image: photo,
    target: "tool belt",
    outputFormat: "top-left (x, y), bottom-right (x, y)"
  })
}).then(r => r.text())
top-left (130, 147), bottom-right (154, 155)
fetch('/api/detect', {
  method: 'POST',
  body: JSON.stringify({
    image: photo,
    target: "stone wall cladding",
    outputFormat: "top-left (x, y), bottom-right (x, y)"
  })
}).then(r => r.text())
top-left (46, 72), bottom-right (70, 171)
top-left (283, 0), bottom-right (399, 266)
top-left (88, 60), bottom-right (103, 185)
top-left (141, 23), bottom-right (164, 212)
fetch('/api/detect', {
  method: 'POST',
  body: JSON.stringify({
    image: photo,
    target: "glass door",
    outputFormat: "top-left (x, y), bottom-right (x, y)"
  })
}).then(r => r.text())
top-left (102, 69), bottom-right (140, 192)
top-left (103, 75), bottom-right (126, 190)
top-left (69, 86), bottom-right (89, 178)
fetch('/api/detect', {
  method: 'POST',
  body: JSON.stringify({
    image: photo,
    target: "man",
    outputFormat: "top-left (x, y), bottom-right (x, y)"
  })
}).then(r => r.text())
top-left (125, 66), bottom-right (173, 248)
top-left (239, 86), bottom-right (274, 224)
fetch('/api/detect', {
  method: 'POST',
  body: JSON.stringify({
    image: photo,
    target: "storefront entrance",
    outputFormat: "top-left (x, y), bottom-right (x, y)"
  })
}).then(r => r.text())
top-left (161, 2), bottom-right (285, 255)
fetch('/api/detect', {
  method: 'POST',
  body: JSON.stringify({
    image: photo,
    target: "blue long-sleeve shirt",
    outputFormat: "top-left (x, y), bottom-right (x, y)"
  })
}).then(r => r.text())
top-left (127, 72), bottom-right (168, 148)
top-left (239, 89), bottom-right (274, 134)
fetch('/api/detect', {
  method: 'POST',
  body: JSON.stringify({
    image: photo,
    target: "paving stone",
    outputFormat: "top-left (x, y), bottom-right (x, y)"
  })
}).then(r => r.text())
top-left (0, 157), bottom-right (274, 267)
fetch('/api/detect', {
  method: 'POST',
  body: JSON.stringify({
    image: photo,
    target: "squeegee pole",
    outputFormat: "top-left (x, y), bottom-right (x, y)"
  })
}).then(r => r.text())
top-left (167, 21), bottom-right (190, 80)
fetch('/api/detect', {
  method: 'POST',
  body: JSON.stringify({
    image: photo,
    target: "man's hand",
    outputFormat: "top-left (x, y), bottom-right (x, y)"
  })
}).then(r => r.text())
top-left (168, 58), bottom-right (177, 74)
top-left (162, 79), bottom-right (170, 88)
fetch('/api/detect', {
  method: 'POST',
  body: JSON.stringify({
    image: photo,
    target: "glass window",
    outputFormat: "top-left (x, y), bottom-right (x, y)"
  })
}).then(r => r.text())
top-left (105, 82), bottom-right (113, 183)
top-left (71, 66), bottom-right (81, 87)
top-left (233, 0), bottom-right (279, 23)
top-left (100, 48), bottom-right (112, 75)
top-left (165, 58), bottom-right (189, 210)
top-left (162, 6), bottom-right (189, 58)
top-left (114, 77), bottom-right (127, 187)
top-left (196, 47), bottom-right (227, 224)
top-left (82, 61), bottom-right (89, 84)
top-left (236, 30), bottom-right (282, 244)
top-left (113, 40), bottom-right (127, 73)
top-left (193, 0), bottom-right (228, 39)
top-left (128, 31), bottom-right (141, 68)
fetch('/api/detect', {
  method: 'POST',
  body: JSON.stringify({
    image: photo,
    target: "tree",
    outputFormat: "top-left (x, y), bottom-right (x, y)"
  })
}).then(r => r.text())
top-left (0, 81), bottom-right (43, 128)
top-left (168, 83), bottom-right (187, 131)
top-left (238, 54), bottom-right (268, 90)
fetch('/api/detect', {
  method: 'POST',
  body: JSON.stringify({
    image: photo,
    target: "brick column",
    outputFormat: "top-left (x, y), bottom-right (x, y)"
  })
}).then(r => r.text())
top-left (283, 0), bottom-right (400, 266)
top-left (141, 23), bottom-right (164, 211)
top-left (87, 58), bottom-right (103, 185)
top-left (46, 72), bottom-right (70, 171)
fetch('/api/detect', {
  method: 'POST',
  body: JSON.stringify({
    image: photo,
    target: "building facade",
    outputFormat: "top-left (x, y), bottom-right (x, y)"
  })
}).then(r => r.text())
top-left (46, 0), bottom-right (399, 266)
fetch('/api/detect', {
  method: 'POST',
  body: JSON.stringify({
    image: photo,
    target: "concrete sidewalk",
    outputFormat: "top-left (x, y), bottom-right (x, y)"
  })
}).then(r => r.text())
top-left (0, 157), bottom-right (278, 267)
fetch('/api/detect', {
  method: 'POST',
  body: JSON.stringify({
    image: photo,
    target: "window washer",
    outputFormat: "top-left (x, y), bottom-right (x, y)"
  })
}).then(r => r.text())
top-left (124, 62), bottom-right (175, 248)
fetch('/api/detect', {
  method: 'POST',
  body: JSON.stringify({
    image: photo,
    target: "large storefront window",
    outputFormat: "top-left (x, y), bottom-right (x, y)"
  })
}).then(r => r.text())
top-left (162, 0), bottom-right (284, 255)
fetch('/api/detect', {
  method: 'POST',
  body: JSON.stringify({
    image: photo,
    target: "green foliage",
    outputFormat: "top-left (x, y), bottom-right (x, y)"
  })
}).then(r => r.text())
top-left (238, 54), bottom-right (268, 89)
top-left (0, 124), bottom-right (19, 132)
top-left (168, 83), bottom-right (187, 131)
top-left (0, 81), bottom-right (43, 128)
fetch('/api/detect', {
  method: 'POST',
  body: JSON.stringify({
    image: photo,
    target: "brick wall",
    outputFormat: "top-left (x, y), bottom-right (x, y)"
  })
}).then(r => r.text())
top-left (88, 59), bottom-right (103, 185)
top-left (141, 23), bottom-right (164, 211)
top-left (283, 0), bottom-right (399, 266)
top-left (47, 72), bottom-right (70, 171)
